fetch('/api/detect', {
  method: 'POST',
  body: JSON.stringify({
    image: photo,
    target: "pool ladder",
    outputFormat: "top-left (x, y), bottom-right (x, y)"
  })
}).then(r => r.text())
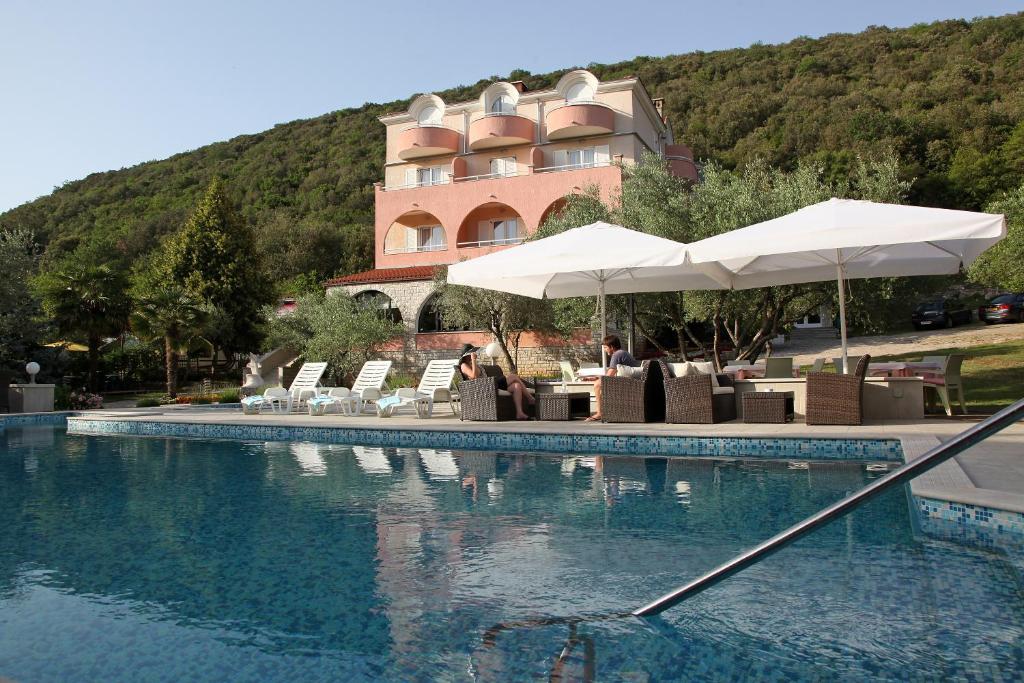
top-left (633, 397), bottom-right (1024, 616)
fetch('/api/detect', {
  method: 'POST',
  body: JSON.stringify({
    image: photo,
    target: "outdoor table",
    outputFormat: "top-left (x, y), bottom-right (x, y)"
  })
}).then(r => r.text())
top-left (535, 392), bottom-right (592, 420)
top-left (742, 391), bottom-right (795, 423)
top-left (867, 361), bottom-right (942, 377)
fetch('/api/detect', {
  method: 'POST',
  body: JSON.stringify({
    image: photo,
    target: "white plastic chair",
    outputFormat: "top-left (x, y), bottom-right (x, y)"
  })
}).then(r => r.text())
top-left (377, 359), bottom-right (459, 418)
top-left (283, 361), bottom-right (329, 412)
top-left (241, 386), bottom-right (290, 414)
top-left (334, 360), bottom-right (392, 415)
top-left (307, 387), bottom-right (352, 416)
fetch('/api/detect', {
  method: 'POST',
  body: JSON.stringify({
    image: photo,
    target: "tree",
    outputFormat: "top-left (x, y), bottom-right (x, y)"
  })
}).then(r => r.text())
top-left (160, 178), bottom-right (273, 364)
top-left (264, 290), bottom-right (403, 385)
top-left (32, 261), bottom-right (129, 391)
top-left (130, 282), bottom-right (211, 398)
top-left (0, 229), bottom-right (45, 372)
top-left (968, 183), bottom-right (1024, 291)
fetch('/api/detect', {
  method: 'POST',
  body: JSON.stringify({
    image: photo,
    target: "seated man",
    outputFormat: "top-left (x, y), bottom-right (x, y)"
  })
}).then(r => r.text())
top-left (585, 335), bottom-right (641, 422)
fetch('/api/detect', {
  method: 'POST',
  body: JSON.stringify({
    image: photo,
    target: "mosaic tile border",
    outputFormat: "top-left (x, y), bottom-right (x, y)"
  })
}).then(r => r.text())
top-left (0, 411), bottom-right (75, 430)
top-left (915, 496), bottom-right (1024, 563)
top-left (66, 417), bottom-right (904, 461)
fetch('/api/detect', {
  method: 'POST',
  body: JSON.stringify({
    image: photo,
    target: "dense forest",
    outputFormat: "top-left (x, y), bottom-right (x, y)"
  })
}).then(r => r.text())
top-left (2, 13), bottom-right (1022, 292)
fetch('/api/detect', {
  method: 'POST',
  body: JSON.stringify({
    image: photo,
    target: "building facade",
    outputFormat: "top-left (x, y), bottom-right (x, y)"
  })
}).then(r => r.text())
top-left (327, 70), bottom-right (699, 374)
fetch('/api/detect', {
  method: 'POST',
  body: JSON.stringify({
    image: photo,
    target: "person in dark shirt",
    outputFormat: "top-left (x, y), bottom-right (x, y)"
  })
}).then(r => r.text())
top-left (585, 335), bottom-right (641, 421)
top-left (458, 344), bottom-right (535, 420)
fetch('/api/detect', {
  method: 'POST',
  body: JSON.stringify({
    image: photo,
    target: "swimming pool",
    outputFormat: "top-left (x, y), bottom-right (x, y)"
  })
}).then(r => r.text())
top-left (2, 426), bottom-right (1022, 681)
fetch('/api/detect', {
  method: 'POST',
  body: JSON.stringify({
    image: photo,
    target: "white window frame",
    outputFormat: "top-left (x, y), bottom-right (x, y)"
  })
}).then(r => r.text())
top-left (489, 156), bottom-right (516, 178)
top-left (565, 82), bottom-right (593, 103)
top-left (490, 94), bottom-right (514, 115)
top-left (416, 225), bottom-right (445, 250)
top-left (414, 165), bottom-right (448, 187)
top-left (417, 105), bottom-right (442, 126)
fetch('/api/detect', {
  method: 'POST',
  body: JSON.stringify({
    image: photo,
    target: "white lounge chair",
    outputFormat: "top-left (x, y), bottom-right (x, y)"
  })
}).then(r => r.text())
top-left (308, 360), bottom-right (392, 415)
top-left (241, 386), bottom-right (290, 415)
top-left (284, 361), bottom-right (329, 412)
top-left (376, 359), bottom-right (459, 418)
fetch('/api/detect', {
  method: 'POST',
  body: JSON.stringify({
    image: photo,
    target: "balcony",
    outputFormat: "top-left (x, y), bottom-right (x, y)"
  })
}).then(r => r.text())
top-left (468, 114), bottom-right (535, 151)
top-left (545, 102), bottom-right (615, 140)
top-left (396, 125), bottom-right (461, 160)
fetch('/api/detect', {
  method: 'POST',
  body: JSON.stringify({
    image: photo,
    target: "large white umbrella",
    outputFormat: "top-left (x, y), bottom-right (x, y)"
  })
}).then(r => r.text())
top-left (685, 198), bottom-right (1007, 372)
top-left (446, 221), bottom-right (728, 367)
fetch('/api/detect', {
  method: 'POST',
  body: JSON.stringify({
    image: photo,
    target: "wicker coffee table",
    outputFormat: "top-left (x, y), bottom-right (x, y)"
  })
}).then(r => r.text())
top-left (536, 392), bottom-right (592, 421)
top-left (742, 391), bottom-right (795, 423)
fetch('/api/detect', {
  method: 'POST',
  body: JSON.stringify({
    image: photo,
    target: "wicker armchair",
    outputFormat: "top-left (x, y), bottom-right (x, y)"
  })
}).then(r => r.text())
top-left (662, 360), bottom-right (737, 424)
top-left (805, 354), bottom-right (871, 425)
top-left (601, 360), bottom-right (665, 423)
top-left (458, 365), bottom-right (536, 421)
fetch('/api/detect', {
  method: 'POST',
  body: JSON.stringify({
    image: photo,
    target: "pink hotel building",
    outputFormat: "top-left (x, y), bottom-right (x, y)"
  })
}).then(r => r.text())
top-left (326, 70), bottom-right (699, 371)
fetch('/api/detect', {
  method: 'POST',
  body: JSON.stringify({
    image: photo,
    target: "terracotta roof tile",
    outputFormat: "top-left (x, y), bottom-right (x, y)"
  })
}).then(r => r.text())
top-left (324, 265), bottom-right (441, 287)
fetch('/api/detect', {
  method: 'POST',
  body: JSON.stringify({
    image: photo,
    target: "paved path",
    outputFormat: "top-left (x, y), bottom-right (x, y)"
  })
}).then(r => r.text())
top-left (776, 321), bottom-right (1024, 365)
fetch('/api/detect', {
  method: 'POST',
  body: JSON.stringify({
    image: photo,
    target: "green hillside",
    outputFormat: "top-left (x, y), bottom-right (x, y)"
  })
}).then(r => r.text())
top-left (2, 13), bottom-right (1022, 289)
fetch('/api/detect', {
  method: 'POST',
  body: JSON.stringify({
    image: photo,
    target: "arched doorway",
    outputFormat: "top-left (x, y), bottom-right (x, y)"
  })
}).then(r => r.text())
top-left (457, 202), bottom-right (526, 249)
top-left (354, 290), bottom-right (403, 324)
top-left (416, 292), bottom-right (468, 333)
top-left (538, 197), bottom-right (568, 229)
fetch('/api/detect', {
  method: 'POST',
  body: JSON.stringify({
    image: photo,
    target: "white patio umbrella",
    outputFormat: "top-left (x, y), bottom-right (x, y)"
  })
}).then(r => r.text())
top-left (685, 198), bottom-right (1007, 373)
top-left (446, 222), bottom-right (728, 367)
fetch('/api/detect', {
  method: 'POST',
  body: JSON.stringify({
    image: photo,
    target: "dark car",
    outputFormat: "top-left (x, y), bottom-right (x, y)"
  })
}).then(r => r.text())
top-left (911, 298), bottom-right (972, 330)
top-left (983, 293), bottom-right (1024, 324)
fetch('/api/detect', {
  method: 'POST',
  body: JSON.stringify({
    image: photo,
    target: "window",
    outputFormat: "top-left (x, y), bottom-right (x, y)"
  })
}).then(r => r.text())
top-left (417, 105), bottom-right (441, 125)
top-left (416, 225), bottom-right (445, 250)
top-left (565, 81), bottom-right (594, 102)
top-left (490, 94), bottom-right (514, 114)
top-left (493, 218), bottom-right (519, 243)
top-left (408, 165), bottom-right (448, 187)
top-left (489, 157), bottom-right (516, 177)
top-left (551, 145), bottom-right (610, 170)
top-left (476, 218), bottom-right (519, 245)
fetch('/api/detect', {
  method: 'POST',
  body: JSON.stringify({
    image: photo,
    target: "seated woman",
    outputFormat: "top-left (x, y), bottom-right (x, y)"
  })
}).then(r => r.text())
top-left (586, 335), bottom-right (642, 422)
top-left (458, 344), bottom-right (535, 420)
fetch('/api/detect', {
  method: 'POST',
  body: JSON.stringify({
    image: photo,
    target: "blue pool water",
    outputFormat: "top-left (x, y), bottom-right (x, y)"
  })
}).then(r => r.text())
top-left (1, 426), bottom-right (1022, 681)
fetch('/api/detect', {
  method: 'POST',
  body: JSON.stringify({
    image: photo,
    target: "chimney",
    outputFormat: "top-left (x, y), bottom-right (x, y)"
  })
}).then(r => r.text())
top-left (510, 80), bottom-right (528, 93)
top-left (652, 97), bottom-right (665, 120)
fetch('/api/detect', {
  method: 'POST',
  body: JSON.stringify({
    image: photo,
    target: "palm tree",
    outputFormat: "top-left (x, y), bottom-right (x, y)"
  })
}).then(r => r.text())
top-left (130, 284), bottom-right (210, 398)
top-left (33, 263), bottom-right (129, 392)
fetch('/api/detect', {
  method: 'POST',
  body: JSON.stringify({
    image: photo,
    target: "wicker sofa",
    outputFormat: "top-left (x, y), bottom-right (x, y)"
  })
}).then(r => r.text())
top-left (458, 364), bottom-right (537, 421)
top-left (600, 360), bottom-right (666, 423)
top-left (805, 354), bottom-right (871, 425)
top-left (660, 360), bottom-right (737, 424)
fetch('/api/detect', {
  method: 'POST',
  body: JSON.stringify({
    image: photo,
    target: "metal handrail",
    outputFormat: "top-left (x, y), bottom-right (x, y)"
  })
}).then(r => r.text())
top-left (632, 397), bottom-right (1024, 616)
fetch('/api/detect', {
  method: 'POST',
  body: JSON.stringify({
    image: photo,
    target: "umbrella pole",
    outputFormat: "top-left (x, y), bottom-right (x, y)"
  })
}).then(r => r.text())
top-left (836, 261), bottom-right (849, 374)
top-left (600, 277), bottom-right (607, 369)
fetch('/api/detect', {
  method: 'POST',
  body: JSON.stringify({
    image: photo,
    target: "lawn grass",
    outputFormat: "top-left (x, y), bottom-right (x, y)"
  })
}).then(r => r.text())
top-left (871, 339), bottom-right (1024, 413)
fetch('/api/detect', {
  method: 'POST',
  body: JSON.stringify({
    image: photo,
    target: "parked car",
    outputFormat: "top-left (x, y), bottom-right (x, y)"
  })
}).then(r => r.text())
top-left (911, 298), bottom-right (972, 330)
top-left (982, 293), bottom-right (1024, 324)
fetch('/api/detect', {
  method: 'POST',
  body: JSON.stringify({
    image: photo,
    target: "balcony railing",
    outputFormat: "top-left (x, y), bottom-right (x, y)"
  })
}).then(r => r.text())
top-left (381, 161), bottom-right (613, 191)
top-left (383, 243), bottom-right (448, 255)
top-left (534, 160), bottom-right (612, 173)
top-left (456, 237), bottom-right (524, 248)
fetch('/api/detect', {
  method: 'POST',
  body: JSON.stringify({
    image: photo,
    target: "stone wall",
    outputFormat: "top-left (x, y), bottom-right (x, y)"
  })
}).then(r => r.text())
top-left (330, 279), bottom-right (603, 377)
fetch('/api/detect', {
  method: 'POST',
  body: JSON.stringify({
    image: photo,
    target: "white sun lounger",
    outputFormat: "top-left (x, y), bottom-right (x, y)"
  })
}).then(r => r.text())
top-left (307, 360), bottom-right (392, 416)
top-left (376, 359), bottom-right (459, 418)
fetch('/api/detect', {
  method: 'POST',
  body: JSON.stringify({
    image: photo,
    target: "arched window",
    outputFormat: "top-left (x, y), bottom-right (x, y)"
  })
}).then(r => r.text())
top-left (565, 81), bottom-right (593, 103)
top-left (417, 105), bottom-right (441, 126)
top-left (354, 290), bottom-right (403, 324)
top-left (490, 94), bottom-right (513, 114)
top-left (417, 293), bottom-right (465, 333)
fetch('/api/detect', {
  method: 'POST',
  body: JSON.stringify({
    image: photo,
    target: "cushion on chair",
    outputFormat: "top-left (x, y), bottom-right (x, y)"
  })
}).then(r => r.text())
top-left (681, 361), bottom-right (720, 387)
top-left (712, 386), bottom-right (735, 395)
top-left (921, 376), bottom-right (946, 385)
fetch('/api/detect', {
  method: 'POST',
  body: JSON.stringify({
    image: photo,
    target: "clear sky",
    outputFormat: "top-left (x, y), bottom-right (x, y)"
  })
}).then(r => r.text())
top-left (1, 0), bottom-right (1022, 213)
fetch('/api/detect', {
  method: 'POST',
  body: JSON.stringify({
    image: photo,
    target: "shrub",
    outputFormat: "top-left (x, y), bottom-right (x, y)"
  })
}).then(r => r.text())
top-left (174, 396), bottom-right (193, 404)
top-left (68, 390), bottom-right (103, 410)
top-left (136, 397), bottom-right (161, 408)
top-left (191, 396), bottom-right (213, 405)
top-left (217, 388), bottom-right (240, 403)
